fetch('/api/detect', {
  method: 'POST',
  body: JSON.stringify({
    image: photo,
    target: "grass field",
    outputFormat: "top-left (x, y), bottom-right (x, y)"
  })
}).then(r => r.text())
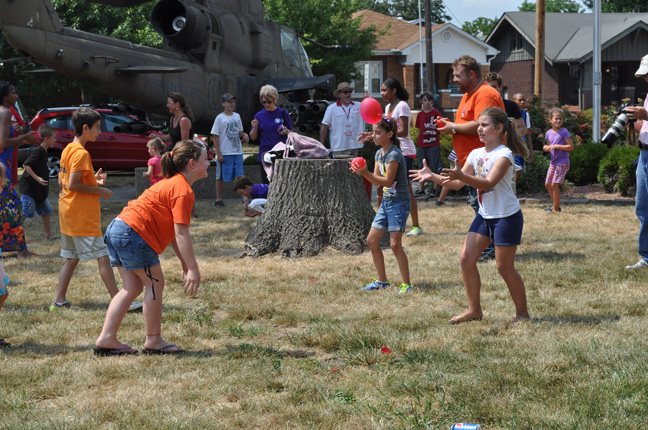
top-left (1, 174), bottom-right (647, 429)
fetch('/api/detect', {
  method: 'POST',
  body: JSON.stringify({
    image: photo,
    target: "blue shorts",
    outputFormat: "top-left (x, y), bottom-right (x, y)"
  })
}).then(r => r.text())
top-left (404, 156), bottom-right (415, 184)
top-left (372, 199), bottom-right (411, 232)
top-left (218, 155), bottom-right (244, 182)
top-left (105, 218), bottom-right (160, 271)
top-left (469, 210), bottom-right (523, 246)
top-left (21, 194), bottom-right (52, 218)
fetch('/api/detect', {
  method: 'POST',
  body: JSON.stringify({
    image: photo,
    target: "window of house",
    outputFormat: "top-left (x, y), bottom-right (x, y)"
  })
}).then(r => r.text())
top-left (510, 33), bottom-right (524, 51)
top-left (351, 61), bottom-right (382, 97)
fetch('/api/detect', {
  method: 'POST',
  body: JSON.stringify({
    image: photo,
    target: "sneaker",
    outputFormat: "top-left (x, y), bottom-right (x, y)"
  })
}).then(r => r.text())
top-left (362, 280), bottom-right (390, 291)
top-left (128, 301), bottom-right (143, 312)
top-left (478, 253), bottom-right (495, 263)
top-left (406, 227), bottom-right (423, 236)
top-left (214, 200), bottom-right (225, 207)
top-left (435, 200), bottom-right (445, 206)
top-left (414, 189), bottom-right (426, 197)
top-left (397, 283), bottom-right (412, 294)
top-left (626, 259), bottom-right (648, 270)
top-left (49, 301), bottom-right (77, 312)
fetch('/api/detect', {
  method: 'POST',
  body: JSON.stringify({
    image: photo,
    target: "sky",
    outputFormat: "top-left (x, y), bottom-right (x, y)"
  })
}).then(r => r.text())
top-left (444, 0), bottom-right (589, 27)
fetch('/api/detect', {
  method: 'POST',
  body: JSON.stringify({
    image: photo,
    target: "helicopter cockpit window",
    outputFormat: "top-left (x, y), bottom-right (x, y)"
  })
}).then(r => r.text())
top-left (280, 29), bottom-right (300, 66)
top-left (297, 39), bottom-right (312, 77)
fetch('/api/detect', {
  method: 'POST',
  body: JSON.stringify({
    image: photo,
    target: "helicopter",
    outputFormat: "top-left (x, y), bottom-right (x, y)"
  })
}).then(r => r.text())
top-left (0, 0), bottom-right (337, 134)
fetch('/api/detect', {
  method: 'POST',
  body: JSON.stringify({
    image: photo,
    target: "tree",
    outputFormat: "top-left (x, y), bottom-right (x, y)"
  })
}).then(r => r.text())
top-left (582, 0), bottom-right (648, 12)
top-left (262, 0), bottom-right (377, 83)
top-left (519, 0), bottom-right (585, 12)
top-left (462, 17), bottom-right (498, 37)
top-left (359, 0), bottom-right (450, 23)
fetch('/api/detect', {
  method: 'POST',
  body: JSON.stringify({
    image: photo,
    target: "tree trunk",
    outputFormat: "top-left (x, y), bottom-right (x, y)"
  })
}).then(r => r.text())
top-left (243, 159), bottom-right (384, 258)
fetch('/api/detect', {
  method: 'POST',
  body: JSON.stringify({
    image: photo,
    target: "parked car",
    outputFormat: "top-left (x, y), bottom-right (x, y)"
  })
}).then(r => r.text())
top-left (22, 106), bottom-right (164, 178)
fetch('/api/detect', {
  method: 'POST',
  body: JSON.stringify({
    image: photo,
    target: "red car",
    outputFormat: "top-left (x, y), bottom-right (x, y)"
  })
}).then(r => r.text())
top-left (28, 106), bottom-right (164, 177)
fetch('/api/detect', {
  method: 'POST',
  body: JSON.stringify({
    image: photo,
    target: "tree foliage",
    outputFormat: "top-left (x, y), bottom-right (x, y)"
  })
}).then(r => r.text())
top-left (519, 0), bottom-right (585, 12)
top-left (582, 0), bottom-right (648, 12)
top-left (461, 17), bottom-right (498, 37)
top-left (262, 0), bottom-right (378, 83)
top-left (357, 0), bottom-right (450, 23)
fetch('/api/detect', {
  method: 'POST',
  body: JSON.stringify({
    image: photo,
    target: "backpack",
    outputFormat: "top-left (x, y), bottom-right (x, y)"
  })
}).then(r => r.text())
top-left (284, 132), bottom-right (330, 159)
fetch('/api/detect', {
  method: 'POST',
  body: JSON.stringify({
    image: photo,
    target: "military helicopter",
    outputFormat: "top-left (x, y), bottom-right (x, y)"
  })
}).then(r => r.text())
top-left (0, 0), bottom-right (336, 134)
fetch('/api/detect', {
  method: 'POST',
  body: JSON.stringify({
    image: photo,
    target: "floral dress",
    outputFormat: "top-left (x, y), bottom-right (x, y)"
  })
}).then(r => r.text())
top-left (0, 126), bottom-right (27, 252)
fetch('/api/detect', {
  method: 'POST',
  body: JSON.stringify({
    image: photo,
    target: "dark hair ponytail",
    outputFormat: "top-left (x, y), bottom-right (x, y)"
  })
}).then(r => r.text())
top-left (383, 78), bottom-right (409, 102)
top-left (160, 140), bottom-right (204, 178)
top-left (376, 116), bottom-right (400, 147)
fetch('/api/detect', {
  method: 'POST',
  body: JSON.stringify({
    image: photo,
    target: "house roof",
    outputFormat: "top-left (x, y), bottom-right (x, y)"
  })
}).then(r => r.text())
top-left (486, 12), bottom-right (648, 64)
top-left (352, 9), bottom-right (445, 51)
top-left (353, 9), bottom-right (497, 57)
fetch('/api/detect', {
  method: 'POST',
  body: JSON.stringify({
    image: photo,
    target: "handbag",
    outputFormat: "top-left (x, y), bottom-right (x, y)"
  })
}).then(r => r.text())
top-left (284, 132), bottom-right (330, 159)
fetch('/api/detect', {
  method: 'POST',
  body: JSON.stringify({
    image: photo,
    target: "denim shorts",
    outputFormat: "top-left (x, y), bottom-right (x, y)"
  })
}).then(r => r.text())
top-left (372, 199), bottom-right (411, 232)
top-left (21, 194), bottom-right (52, 218)
top-left (469, 210), bottom-right (523, 246)
top-left (218, 155), bottom-right (244, 182)
top-left (105, 218), bottom-right (159, 271)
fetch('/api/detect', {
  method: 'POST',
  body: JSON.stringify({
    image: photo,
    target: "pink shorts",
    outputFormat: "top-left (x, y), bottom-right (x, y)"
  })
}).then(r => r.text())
top-left (546, 163), bottom-right (570, 184)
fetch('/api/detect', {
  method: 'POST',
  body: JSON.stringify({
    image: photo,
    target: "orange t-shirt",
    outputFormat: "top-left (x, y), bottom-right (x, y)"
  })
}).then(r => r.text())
top-left (454, 82), bottom-right (505, 166)
top-left (118, 174), bottom-right (195, 254)
top-left (58, 142), bottom-right (102, 237)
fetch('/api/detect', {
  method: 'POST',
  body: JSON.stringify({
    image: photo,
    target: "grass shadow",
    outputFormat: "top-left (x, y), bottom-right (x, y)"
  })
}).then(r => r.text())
top-left (533, 313), bottom-right (621, 325)
top-left (516, 251), bottom-right (586, 262)
top-left (415, 282), bottom-right (462, 292)
top-left (0, 341), bottom-right (89, 355)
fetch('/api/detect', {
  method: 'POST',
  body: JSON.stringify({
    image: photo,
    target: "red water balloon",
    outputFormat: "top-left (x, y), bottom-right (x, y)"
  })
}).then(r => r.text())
top-left (360, 98), bottom-right (383, 124)
top-left (435, 119), bottom-right (446, 128)
top-left (351, 157), bottom-right (366, 169)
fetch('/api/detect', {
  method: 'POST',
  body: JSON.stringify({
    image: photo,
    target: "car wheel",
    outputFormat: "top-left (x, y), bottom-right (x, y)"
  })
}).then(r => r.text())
top-left (48, 150), bottom-right (61, 178)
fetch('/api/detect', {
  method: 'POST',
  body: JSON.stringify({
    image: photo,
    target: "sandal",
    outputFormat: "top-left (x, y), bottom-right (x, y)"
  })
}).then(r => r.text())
top-left (94, 344), bottom-right (138, 356)
top-left (142, 343), bottom-right (183, 355)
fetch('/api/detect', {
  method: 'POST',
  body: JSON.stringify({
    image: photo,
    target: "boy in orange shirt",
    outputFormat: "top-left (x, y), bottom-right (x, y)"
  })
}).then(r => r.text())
top-left (51, 107), bottom-right (142, 312)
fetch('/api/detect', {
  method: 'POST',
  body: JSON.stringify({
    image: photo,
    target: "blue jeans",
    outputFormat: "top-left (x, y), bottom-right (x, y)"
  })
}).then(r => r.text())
top-left (636, 149), bottom-right (648, 261)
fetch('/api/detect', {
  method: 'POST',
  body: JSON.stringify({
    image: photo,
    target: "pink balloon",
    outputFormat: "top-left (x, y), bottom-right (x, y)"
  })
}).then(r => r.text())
top-left (360, 98), bottom-right (383, 124)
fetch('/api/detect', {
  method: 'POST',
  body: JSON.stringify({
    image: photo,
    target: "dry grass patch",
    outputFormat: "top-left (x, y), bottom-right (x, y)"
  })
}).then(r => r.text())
top-left (2, 182), bottom-right (648, 428)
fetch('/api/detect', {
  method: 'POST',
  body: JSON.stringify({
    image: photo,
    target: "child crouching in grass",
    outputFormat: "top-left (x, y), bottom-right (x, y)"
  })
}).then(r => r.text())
top-left (411, 107), bottom-right (529, 324)
top-left (94, 140), bottom-right (209, 356)
top-left (351, 117), bottom-right (412, 294)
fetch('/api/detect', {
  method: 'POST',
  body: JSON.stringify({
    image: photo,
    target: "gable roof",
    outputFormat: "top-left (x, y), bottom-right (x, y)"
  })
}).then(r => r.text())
top-left (486, 12), bottom-right (648, 64)
top-left (353, 9), bottom-right (496, 56)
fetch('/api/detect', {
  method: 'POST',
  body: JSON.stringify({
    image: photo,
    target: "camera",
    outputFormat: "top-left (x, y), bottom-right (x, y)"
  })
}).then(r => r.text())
top-left (601, 102), bottom-right (635, 147)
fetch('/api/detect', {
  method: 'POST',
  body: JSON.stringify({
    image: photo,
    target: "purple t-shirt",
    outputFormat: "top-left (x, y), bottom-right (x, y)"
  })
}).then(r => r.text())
top-left (545, 128), bottom-right (571, 166)
top-left (251, 184), bottom-right (269, 199)
top-left (253, 108), bottom-right (293, 161)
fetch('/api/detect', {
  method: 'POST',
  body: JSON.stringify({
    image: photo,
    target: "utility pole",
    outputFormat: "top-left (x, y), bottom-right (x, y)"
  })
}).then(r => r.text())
top-left (593, 0), bottom-right (601, 141)
top-left (425, 0), bottom-right (434, 98)
top-left (535, 0), bottom-right (545, 105)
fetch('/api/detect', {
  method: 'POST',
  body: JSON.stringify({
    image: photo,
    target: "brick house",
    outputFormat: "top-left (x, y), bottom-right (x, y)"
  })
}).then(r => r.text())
top-left (485, 12), bottom-right (648, 109)
top-left (351, 9), bottom-right (498, 118)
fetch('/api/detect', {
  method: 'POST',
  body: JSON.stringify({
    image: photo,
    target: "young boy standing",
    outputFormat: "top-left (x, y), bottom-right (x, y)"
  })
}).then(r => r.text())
top-left (51, 107), bottom-right (142, 312)
top-left (210, 93), bottom-right (249, 206)
top-left (414, 91), bottom-right (443, 197)
top-left (19, 124), bottom-right (55, 240)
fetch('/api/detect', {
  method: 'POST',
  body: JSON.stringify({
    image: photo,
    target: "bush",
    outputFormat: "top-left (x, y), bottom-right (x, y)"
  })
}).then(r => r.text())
top-left (597, 145), bottom-right (640, 196)
top-left (566, 143), bottom-right (608, 185)
top-left (244, 154), bottom-right (259, 165)
top-left (517, 150), bottom-right (550, 194)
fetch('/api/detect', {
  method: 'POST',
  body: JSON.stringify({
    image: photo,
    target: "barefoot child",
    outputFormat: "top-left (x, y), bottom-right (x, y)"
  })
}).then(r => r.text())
top-left (19, 124), bottom-right (55, 240)
top-left (95, 140), bottom-right (208, 355)
top-left (351, 117), bottom-right (412, 294)
top-left (543, 108), bottom-right (574, 213)
top-left (411, 107), bottom-right (530, 323)
top-left (142, 137), bottom-right (165, 186)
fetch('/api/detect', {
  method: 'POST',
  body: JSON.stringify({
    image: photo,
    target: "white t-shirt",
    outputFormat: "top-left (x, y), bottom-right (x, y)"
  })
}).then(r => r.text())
top-left (386, 101), bottom-right (416, 157)
top-left (466, 144), bottom-right (519, 219)
top-left (321, 101), bottom-right (364, 152)
top-left (210, 112), bottom-right (244, 155)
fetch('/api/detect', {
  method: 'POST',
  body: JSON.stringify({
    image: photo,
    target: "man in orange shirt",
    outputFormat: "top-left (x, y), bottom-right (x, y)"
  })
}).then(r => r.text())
top-left (51, 107), bottom-right (142, 312)
top-left (438, 55), bottom-right (504, 260)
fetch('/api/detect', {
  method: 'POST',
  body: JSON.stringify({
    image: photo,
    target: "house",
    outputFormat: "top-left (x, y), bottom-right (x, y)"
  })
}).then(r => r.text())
top-left (485, 12), bottom-right (648, 109)
top-left (351, 9), bottom-right (498, 116)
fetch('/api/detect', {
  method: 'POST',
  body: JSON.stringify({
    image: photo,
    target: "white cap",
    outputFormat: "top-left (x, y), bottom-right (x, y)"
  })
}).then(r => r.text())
top-left (635, 54), bottom-right (648, 77)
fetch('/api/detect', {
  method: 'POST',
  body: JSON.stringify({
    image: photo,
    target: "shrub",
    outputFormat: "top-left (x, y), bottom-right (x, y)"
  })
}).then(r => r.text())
top-left (597, 145), bottom-right (640, 196)
top-left (517, 150), bottom-right (550, 194)
top-left (566, 143), bottom-right (608, 185)
top-left (244, 154), bottom-right (259, 165)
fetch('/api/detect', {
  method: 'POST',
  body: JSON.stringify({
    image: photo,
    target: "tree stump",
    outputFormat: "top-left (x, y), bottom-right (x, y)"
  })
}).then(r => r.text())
top-left (243, 158), bottom-right (383, 257)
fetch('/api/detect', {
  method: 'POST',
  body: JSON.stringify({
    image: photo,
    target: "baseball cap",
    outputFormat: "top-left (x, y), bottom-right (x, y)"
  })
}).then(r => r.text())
top-left (221, 93), bottom-right (235, 102)
top-left (635, 54), bottom-right (648, 77)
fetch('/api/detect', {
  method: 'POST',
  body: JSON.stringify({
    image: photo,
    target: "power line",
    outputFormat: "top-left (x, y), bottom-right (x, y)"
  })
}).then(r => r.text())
top-left (442, 0), bottom-right (463, 25)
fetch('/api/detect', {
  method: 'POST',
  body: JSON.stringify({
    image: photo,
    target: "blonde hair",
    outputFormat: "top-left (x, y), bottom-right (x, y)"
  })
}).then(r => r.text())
top-left (259, 85), bottom-right (278, 103)
top-left (547, 107), bottom-right (563, 120)
top-left (479, 107), bottom-right (528, 157)
top-left (147, 137), bottom-right (165, 153)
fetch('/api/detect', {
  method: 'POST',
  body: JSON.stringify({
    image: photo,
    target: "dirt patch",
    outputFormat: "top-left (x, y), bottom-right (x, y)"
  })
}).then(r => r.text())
top-left (523, 183), bottom-right (635, 203)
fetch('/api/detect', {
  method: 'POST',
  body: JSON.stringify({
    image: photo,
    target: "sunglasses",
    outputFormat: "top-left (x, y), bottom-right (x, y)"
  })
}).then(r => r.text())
top-left (261, 99), bottom-right (274, 105)
top-left (340, 90), bottom-right (353, 94)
